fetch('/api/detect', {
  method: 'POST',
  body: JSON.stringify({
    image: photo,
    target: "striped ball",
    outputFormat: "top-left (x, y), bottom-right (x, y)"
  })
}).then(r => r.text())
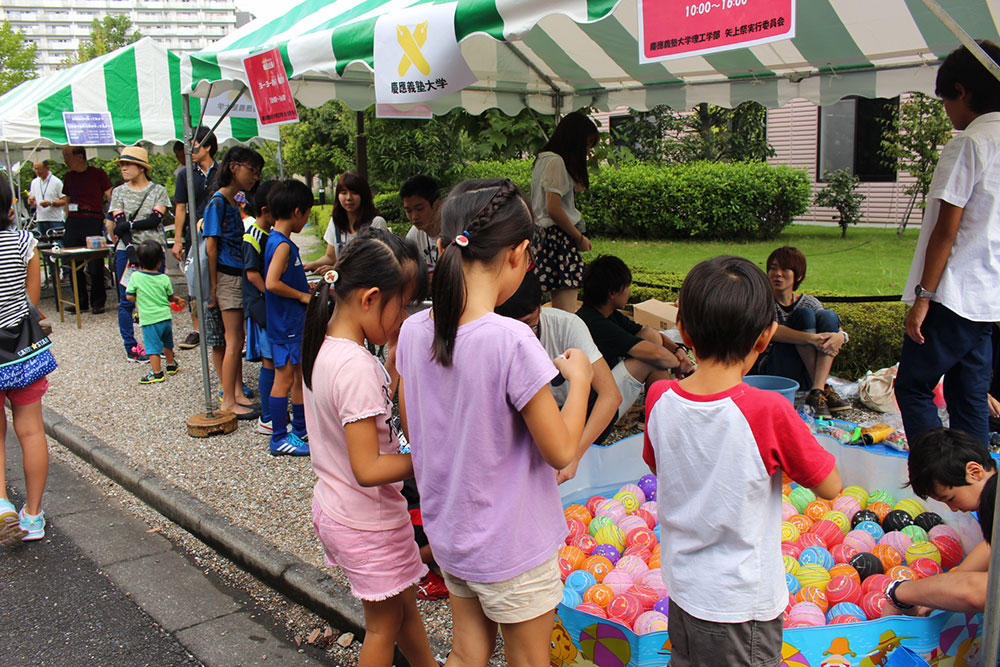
top-left (887, 565), bottom-right (916, 581)
top-left (868, 489), bottom-right (896, 508)
top-left (910, 557), bottom-right (943, 578)
top-left (841, 485), bottom-right (870, 509)
top-left (583, 555), bottom-right (614, 581)
top-left (843, 529), bottom-right (876, 553)
top-left (906, 541), bottom-right (942, 566)
top-left (789, 486), bottom-right (816, 514)
top-left (594, 524), bottom-right (625, 552)
top-left (784, 554), bottom-right (801, 575)
top-left (588, 515), bottom-right (614, 538)
top-left (565, 570), bottom-right (599, 594)
top-left (878, 531), bottom-right (912, 555)
top-left (614, 554), bottom-right (650, 579)
top-left (823, 510), bottom-right (851, 534)
top-left (869, 501), bottom-right (894, 522)
top-left (931, 533), bottom-right (964, 569)
top-left (795, 585), bottom-right (829, 612)
top-left (564, 504), bottom-right (592, 526)
top-left (595, 498), bottom-right (628, 524)
top-left (782, 541), bottom-right (803, 560)
top-left (570, 533), bottom-right (598, 555)
top-left (799, 546), bottom-right (835, 571)
top-left (585, 495), bottom-right (607, 516)
top-left (825, 575), bottom-right (861, 606)
top-left (832, 495), bottom-right (861, 521)
top-left (855, 520), bottom-right (885, 542)
top-left (781, 521), bottom-right (801, 543)
top-left (788, 513), bottom-right (814, 534)
top-left (895, 497), bottom-right (925, 519)
top-left (861, 590), bottom-right (891, 620)
top-left (798, 532), bottom-right (827, 551)
top-left (928, 524), bottom-right (960, 543)
top-left (872, 544), bottom-right (903, 571)
top-left (796, 564), bottom-right (831, 591)
top-left (829, 563), bottom-right (861, 585)
top-left (827, 601), bottom-right (866, 623)
top-left (831, 542), bottom-right (860, 565)
top-left (582, 583), bottom-right (614, 607)
top-left (616, 515), bottom-right (646, 536)
top-left (633, 610), bottom-right (669, 634)
top-left (786, 601), bottom-right (826, 627)
top-left (804, 499), bottom-right (831, 522)
top-left (786, 571), bottom-right (801, 594)
top-left (575, 601), bottom-right (607, 618)
top-left (901, 525), bottom-right (929, 544)
top-left (601, 569), bottom-right (634, 596)
top-left (782, 501), bottom-right (798, 522)
top-left (613, 489), bottom-right (642, 513)
top-left (810, 519), bottom-right (845, 547)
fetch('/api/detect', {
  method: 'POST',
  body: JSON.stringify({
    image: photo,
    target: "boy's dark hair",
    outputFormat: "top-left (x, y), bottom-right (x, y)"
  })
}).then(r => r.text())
top-left (194, 125), bottom-right (218, 157)
top-left (766, 246), bottom-right (807, 290)
top-left (172, 140), bottom-right (184, 155)
top-left (266, 179), bottom-right (314, 220)
top-left (332, 171), bottom-right (380, 234)
top-left (907, 427), bottom-right (995, 499)
top-left (303, 227), bottom-right (427, 389)
top-left (496, 271), bottom-right (543, 319)
top-left (0, 178), bottom-right (13, 231)
top-left (216, 146), bottom-right (263, 190)
top-left (539, 111), bottom-right (598, 188)
top-left (936, 40), bottom-right (1000, 114)
top-left (400, 174), bottom-right (440, 203)
top-left (136, 239), bottom-right (164, 271)
top-left (433, 178), bottom-right (533, 366)
top-left (679, 255), bottom-right (775, 364)
top-left (979, 474), bottom-right (998, 544)
top-left (250, 179), bottom-right (277, 218)
top-left (581, 255), bottom-right (632, 307)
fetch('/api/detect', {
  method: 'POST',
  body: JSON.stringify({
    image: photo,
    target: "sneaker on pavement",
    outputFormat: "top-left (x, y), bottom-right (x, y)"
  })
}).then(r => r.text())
top-left (255, 418), bottom-right (273, 435)
top-left (166, 363), bottom-right (179, 375)
top-left (18, 507), bottom-right (45, 541)
top-left (270, 432), bottom-right (310, 457)
top-left (806, 388), bottom-right (832, 419)
top-left (139, 371), bottom-right (165, 384)
top-left (91, 305), bottom-right (105, 314)
top-left (127, 348), bottom-right (149, 363)
top-left (823, 384), bottom-right (850, 412)
top-left (0, 499), bottom-right (27, 546)
top-left (178, 332), bottom-right (200, 349)
top-left (416, 570), bottom-right (449, 600)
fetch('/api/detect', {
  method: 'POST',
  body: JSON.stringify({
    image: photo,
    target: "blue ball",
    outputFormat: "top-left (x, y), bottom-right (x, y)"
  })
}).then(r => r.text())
top-left (638, 474), bottom-right (657, 502)
top-left (592, 543), bottom-right (620, 564)
top-left (561, 586), bottom-right (582, 608)
top-left (786, 571), bottom-right (801, 594)
top-left (653, 596), bottom-right (670, 616)
top-left (799, 546), bottom-right (835, 571)
top-left (826, 601), bottom-right (866, 622)
top-left (856, 520), bottom-right (885, 542)
top-left (565, 569), bottom-right (597, 595)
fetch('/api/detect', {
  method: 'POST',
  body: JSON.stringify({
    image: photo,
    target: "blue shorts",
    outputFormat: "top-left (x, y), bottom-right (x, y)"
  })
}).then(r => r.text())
top-left (271, 339), bottom-right (301, 368)
top-left (141, 320), bottom-right (174, 356)
top-left (245, 318), bottom-right (271, 362)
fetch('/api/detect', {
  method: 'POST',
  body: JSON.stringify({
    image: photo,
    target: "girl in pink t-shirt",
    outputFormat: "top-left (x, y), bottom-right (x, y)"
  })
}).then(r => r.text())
top-left (397, 179), bottom-right (593, 665)
top-left (301, 229), bottom-right (435, 666)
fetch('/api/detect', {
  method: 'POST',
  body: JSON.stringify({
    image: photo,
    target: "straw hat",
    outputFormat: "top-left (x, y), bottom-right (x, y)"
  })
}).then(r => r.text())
top-left (117, 146), bottom-right (150, 171)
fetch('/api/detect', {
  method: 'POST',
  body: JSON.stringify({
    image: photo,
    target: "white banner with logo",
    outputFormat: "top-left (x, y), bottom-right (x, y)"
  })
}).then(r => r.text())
top-left (372, 2), bottom-right (477, 108)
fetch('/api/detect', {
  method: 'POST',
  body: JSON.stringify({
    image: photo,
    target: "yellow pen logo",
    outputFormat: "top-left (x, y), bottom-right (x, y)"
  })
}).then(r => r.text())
top-left (397, 21), bottom-right (430, 76)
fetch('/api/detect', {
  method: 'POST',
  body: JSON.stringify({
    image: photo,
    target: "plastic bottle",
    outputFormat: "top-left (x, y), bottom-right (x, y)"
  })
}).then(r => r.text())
top-left (860, 423), bottom-right (894, 445)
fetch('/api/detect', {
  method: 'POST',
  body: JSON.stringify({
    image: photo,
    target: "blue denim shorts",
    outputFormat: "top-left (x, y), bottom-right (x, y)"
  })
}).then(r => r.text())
top-left (141, 320), bottom-right (174, 356)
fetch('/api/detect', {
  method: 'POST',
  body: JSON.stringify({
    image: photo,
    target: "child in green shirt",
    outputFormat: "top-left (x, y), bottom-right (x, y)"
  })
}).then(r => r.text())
top-left (126, 240), bottom-right (184, 384)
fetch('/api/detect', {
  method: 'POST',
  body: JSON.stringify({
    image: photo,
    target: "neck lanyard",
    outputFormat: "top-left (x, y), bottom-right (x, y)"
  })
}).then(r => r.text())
top-left (39, 175), bottom-right (51, 200)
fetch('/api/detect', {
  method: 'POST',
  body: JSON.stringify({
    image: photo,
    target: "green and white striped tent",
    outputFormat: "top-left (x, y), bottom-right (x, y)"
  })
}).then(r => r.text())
top-left (183, 0), bottom-right (999, 114)
top-left (0, 37), bottom-right (277, 161)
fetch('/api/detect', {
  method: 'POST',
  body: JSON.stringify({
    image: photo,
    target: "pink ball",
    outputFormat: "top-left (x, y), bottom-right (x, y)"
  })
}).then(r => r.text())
top-left (829, 614), bottom-right (862, 625)
top-left (797, 533), bottom-right (826, 551)
top-left (833, 496), bottom-right (861, 521)
top-left (786, 601), bottom-right (826, 627)
top-left (861, 590), bottom-right (890, 620)
top-left (640, 568), bottom-right (668, 597)
top-left (810, 519), bottom-right (845, 547)
top-left (640, 501), bottom-right (657, 516)
top-left (843, 529), bottom-right (877, 553)
top-left (627, 582), bottom-right (660, 611)
top-left (782, 501), bottom-right (797, 522)
top-left (575, 601), bottom-right (607, 618)
top-left (928, 524), bottom-right (960, 543)
top-left (825, 575), bottom-right (861, 606)
top-left (782, 541), bottom-right (803, 559)
top-left (607, 593), bottom-right (643, 626)
top-left (615, 555), bottom-right (650, 578)
top-left (635, 508), bottom-right (657, 529)
top-left (931, 534), bottom-right (964, 569)
top-left (860, 574), bottom-right (891, 596)
top-left (879, 531), bottom-right (912, 555)
top-left (585, 495), bottom-right (607, 516)
top-left (601, 569), bottom-right (634, 596)
top-left (626, 527), bottom-right (658, 550)
top-left (618, 483), bottom-right (644, 503)
top-left (596, 498), bottom-right (627, 524)
top-left (831, 543), bottom-right (860, 564)
top-left (623, 544), bottom-right (653, 562)
top-left (616, 515), bottom-right (646, 536)
top-left (910, 557), bottom-right (943, 578)
top-left (566, 517), bottom-right (586, 541)
top-left (570, 534), bottom-right (597, 555)
top-left (633, 610), bottom-right (669, 634)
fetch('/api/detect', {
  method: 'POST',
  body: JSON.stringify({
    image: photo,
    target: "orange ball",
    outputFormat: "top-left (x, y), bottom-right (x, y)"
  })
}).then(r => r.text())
top-left (558, 545), bottom-right (586, 578)
top-left (872, 544), bottom-right (903, 571)
top-left (584, 555), bottom-right (614, 582)
top-left (869, 501), bottom-right (894, 522)
top-left (650, 543), bottom-right (661, 560)
top-left (888, 565), bottom-right (916, 581)
top-left (782, 482), bottom-right (793, 496)
top-left (795, 586), bottom-right (829, 613)
top-left (829, 563), bottom-right (861, 586)
top-left (804, 500), bottom-right (831, 522)
top-left (788, 514), bottom-right (814, 534)
top-left (647, 553), bottom-right (660, 569)
top-left (564, 504), bottom-right (592, 526)
top-left (582, 583), bottom-right (614, 607)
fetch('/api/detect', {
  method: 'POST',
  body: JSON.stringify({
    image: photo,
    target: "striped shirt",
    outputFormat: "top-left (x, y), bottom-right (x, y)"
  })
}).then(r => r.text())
top-left (0, 230), bottom-right (37, 328)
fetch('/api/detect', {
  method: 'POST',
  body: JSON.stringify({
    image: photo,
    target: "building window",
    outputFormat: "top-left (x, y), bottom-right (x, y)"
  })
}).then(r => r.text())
top-left (817, 96), bottom-right (897, 182)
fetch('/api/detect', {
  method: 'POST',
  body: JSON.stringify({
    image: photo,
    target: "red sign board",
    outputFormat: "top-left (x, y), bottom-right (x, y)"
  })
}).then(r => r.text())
top-left (639, 0), bottom-right (795, 63)
top-left (243, 48), bottom-right (298, 125)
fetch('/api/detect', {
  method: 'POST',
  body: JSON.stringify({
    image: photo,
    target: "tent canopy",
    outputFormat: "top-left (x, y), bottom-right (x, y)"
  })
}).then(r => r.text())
top-left (183, 0), bottom-right (1000, 114)
top-left (0, 37), bottom-right (278, 161)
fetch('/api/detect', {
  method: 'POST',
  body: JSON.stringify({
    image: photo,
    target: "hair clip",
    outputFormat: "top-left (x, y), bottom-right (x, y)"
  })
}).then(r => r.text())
top-left (323, 269), bottom-right (339, 284)
top-left (454, 232), bottom-right (470, 247)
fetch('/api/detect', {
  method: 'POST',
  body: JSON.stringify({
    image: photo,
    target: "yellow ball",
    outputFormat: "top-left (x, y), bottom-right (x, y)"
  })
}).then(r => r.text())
top-left (894, 498), bottom-right (925, 519)
top-left (906, 540), bottom-right (942, 565)
top-left (841, 486), bottom-right (869, 509)
top-left (613, 490), bottom-right (641, 512)
top-left (784, 554), bottom-right (800, 575)
top-left (781, 521), bottom-right (800, 543)
top-left (823, 510), bottom-right (850, 534)
top-left (594, 524), bottom-right (625, 552)
top-left (796, 564), bottom-right (831, 591)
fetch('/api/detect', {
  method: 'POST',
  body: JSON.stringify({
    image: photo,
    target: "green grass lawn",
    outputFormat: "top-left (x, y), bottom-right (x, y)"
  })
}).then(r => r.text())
top-left (585, 225), bottom-right (919, 296)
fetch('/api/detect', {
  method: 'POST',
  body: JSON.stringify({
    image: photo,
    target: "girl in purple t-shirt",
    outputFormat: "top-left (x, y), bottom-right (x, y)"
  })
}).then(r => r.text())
top-left (301, 229), bottom-right (435, 666)
top-left (397, 179), bottom-right (593, 664)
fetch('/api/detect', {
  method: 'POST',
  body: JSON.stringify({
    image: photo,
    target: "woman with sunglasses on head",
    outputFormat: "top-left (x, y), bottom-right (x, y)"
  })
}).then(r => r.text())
top-left (304, 171), bottom-right (388, 274)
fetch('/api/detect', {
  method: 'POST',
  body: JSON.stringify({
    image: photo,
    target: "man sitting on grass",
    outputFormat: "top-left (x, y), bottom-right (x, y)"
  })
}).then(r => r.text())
top-left (575, 255), bottom-right (694, 422)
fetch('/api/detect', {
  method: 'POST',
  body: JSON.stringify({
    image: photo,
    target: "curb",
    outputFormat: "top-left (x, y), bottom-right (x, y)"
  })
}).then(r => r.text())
top-left (42, 405), bottom-right (449, 658)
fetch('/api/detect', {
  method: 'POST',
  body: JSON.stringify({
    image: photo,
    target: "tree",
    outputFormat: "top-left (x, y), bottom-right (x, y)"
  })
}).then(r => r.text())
top-left (879, 92), bottom-right (953, 234)
top-left (68, 15), bottom-right (141, 64)
top-left (814, 169), bottom-right (865, 238)
top-left (0, 21), bottom-right (37, 94)
top-left (280, 101), bottom-right (357, 187)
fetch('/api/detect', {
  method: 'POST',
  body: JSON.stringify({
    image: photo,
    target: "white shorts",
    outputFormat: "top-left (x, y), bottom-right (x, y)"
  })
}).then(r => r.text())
top-left (441, 555), bottom-right (562, 624)
top-left (612, 360), bottom-right (644, 419)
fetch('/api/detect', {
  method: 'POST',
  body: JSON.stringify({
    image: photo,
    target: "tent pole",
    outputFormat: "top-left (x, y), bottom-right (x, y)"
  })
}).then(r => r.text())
top-left (356, 111), bottom-right (368, 180)
top-left (182, 93), bottom-right (216, 419)
top-left (3, 138), bottom-right (21, 229)
top-left (921, 0), bottom-right (1000, 84)
top-left (277, 135), bottom-right (285, 180)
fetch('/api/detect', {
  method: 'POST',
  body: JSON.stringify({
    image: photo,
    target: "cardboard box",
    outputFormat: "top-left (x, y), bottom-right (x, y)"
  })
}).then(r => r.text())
top-left (631, 298), bottom-right (678, 331)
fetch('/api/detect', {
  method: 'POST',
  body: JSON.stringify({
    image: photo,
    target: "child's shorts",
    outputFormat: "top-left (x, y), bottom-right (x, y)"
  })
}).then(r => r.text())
top-left (215, 272), bottom-right (243, 311)
top-left (270, 339), bottom-right (302, 367)
top-left (441, 553), bottom-right (562, 624)
top-left (666, 598), bottom-right (782, 667)
top-left (611, 360), bottom-right (645, 419)
top-left (312, 498), bottom-right (427, 602)
top-left (203, 306), bottom-right (225, 348)
top-left (0, 376), bottom-right (49, 406)
top-left (245, 318), bottom-right (271, 362)
top-left (141, 320), bottom-right (174, 356)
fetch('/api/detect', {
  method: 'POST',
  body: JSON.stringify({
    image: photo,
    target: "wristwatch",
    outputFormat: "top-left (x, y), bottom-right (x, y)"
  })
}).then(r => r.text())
top-left (884, 579), bottom-right (914, 610)
top-left (914, 283), bottom-right (937, 299)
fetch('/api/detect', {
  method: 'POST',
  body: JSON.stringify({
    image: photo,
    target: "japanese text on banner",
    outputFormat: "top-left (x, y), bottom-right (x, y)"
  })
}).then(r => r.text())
top-left (243, 48), bottom-right (298, 125)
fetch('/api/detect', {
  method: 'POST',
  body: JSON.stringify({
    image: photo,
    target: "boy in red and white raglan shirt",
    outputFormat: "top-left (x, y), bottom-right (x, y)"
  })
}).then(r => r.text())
top-left (643, 256), bottom-right (842, 666)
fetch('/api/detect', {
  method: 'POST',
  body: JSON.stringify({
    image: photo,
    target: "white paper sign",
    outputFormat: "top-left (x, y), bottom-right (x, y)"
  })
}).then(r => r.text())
top-left (373, 3), bottom-right (477, 106)
top-left (204, 90), bottom-right (261, 120)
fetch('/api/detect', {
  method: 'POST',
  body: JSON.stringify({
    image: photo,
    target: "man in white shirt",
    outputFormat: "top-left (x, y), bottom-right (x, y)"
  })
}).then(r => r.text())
top-left (400, 175), bottom-right (441, 276)
top-left (27, 161), bottom-right (65, 236)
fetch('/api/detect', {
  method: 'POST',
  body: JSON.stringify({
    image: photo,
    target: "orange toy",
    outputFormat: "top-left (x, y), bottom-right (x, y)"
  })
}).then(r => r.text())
top-left (564, 504), bottom-right (592, 526)
top-left (795, 586), bottom-right (829, 613)
top-left (829, 563), bottom-right (861, 585)
top-left (583, 555), bottom-right (614, 582)
top-left (582, 583), bottom-right (614, 607)
top-left (804, 500), bottom-right (831, 523)
top-left (788, 514), bottom-right (814, 534)
top-left (888, 565), bottom-right (916, 581)
top-left (872, 544), bottom-right (903, 571)
top-left (869, 501), bottom-right (893, 522)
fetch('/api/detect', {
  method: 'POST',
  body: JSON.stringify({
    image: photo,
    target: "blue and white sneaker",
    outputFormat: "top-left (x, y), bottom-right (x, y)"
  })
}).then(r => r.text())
top-left (269, 432), bottom-right (310, 457)
top-left (0, 498), bottom-right (26, 546)
top-left (18, 507), bottom-right (45, 541)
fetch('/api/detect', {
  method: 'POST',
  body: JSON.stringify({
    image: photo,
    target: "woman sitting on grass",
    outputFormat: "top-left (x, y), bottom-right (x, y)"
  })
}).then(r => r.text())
top-left (759, 246), bottom-right (850, 417)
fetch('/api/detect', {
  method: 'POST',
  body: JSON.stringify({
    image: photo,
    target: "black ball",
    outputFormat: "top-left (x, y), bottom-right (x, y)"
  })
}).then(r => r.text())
top-left (882, 509), bottom-right (915, 532)
top-left (851, 509), bottom-right (880, 529)
top-left (849, 551), bottom-right (884, 581)
top-left (914, 512), bottom-right (945, 532)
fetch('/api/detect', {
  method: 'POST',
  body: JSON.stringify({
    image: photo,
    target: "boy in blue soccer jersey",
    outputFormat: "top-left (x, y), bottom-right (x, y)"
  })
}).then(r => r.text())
top-left (263, 180), bottom-right (313, 456)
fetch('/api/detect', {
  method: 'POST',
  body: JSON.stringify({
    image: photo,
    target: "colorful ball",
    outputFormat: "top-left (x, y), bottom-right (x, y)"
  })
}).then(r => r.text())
top-left (570, 534), bottom-right (598, 555)
top-left (562, 587), bottom-right (583, 608)
top-left (804, 499), bottom-right (831, 522)
top-left (628, 582), bottom-right (660, 611)
top-left (565, 570), bottom-right (599, 595)
top-left (832, 495), bottom-right (861, 521)
top-left (796, 564), bottom-right (831, 591)
top-left (825, 575), bottom-right (862, 606)
top-left (786, 571), bottom-right (801, 594)
top-left (888, 565), bottom-right (916, 581)
top-left (565, 503), bottom-right (593, 526)
top-left (851, 509), bottom-right (880, 529)
top-left (795, 585), bottom-right (829, 612)
top-left (861, 590), bottom-right (891, 620)
top-left (810, 519), bottom-right (845, 547)
top-left (855, 520), bottom-right (885, 542)
top-left (849, 552), bottom-right (884, 581)
top-left (901, 525), bottom-right (929, 544)
top-left (841, 486), bottom-right (870, 509)
top-left (633, 610), bottom-right (668, 634)
top-left (931, 534), bottom-right (964, 569)
top-left (905, 540), bottom-right (941, 566)
top-left (843, 529), bottom-right (877, 553)
top-left (910, 557), bottom-right (943, 578)
top-left (613, 490), bottom-right (641, 513)
top-left (600, 569), bottom-right (634, 596)
top-left (798, 532), bottom-right (827, 551)
top-left (868, 489), bottom-right (896, 508)
top-left (829, 563), bottom-right (861, 585)
top-left (595, 498), bottom-right (628, 524)
top-left (782, 501), bottom-right (797, 522)
top-left (895, 497), bottom-right (925, 519)
top-left (592, 543), bottom-right (620, 564)
top-left (827, 601), bottom-right (866, 623)
top-left (566, 517), bottom-right (587, 541)
top-left (607, 593), bottom-right (643, 626)
top-left (594, 524), bottom-right (625, 552)
top-left (871, 544), bottom-right (903, 571)
top-left (831, 542), bottom-right (860, 565)
top-left (618, 483), bottom-right (644, 503)
top-left (788, 486), bottom-right (817, 514)
top-left (616, 515), bottom-right (646, 536)
top-left (860, 573), bottom-right (891, 596)
top-left (623, 543), bottom-right (652, 562)
top-left (928, 524), bottom-right (960, 544)
top-left (626, 527), bottom-right (658, 550)
top-left (882, 509), bottom-right (915, 533)
top-left (788, 513), bottom-right (814, 534)
top-left (582, 583), bottom-right (614, 607)
top-left (635, 508), bottom-right (657, 530)
top-left (615, 554), bottom-right (649, 578)
top-left (640, 569), bottom-right (668, 597)
top-left (653, 596), bottom-right (670, 616)
top-left (828, 614), bottom-right (862, 625)
top-left (647, 553), bottom-right (660, 570)
top-left (558, 545), bottom-right (586, 578)
top-left (575, 601), bottom-right (607, 618)
top-left (782, 541), bottom-right (803, 560)
top-left (879, 531), bottom-right (912, 555)
top-left (583, 555), bottom-right (614, 581)
top-left (869, 501), bottom-right (894, 522)
top-left (781, 521), bottom-right (801, 543)
top-left (640, 500), bottom-right (657, 516)
top-left (823, 510), bottom-right (851, 533)
top-left (588, 515), bottom-right (614, 538)
top-left (585, 495), bottom-right (607, 516)
top-left (786, 601), bottom-right (826, 627)
top-left (915, 512), bottom-right (945, 532)
top-left (637, 474), bottom-right (657, 502)
top-left (799, 546), bottom-right (835, 571)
